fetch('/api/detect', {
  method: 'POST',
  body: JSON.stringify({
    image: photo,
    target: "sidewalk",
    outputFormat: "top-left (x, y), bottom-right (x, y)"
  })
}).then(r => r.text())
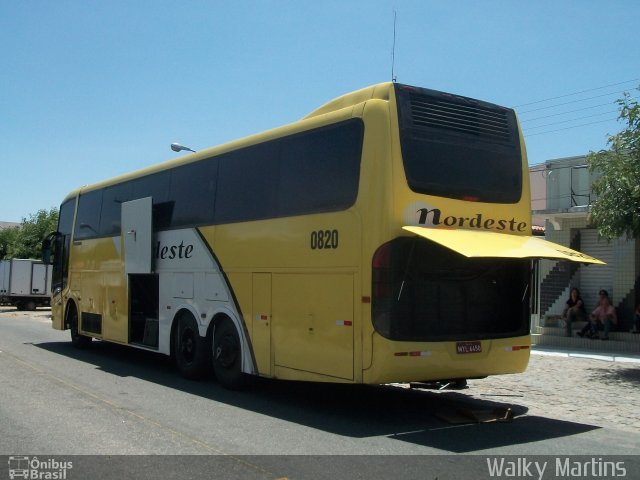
top-left (464, 345), bottom-right (640, 434)
top-left (532, 318), bottom-right (640, 355)
top-left (532, 344), bottom-right (640, 364)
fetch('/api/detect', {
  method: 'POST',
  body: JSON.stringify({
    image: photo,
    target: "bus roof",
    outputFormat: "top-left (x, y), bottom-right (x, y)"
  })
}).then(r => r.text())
top-left (303, 82), bottom-right (394, 119)
top-left (61, 82), bottom-right (397, 204)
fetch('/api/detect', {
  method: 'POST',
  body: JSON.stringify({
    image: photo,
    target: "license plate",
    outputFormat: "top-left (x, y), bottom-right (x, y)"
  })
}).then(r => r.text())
top-left (456, 341), bottom-right (482, 354)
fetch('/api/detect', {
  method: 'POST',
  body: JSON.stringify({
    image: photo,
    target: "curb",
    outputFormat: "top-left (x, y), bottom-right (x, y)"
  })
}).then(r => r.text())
top-left (532, 345), bottom-right (640, 364)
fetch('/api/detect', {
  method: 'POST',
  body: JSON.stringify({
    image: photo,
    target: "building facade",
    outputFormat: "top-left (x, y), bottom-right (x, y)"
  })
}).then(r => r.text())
top-left (0, 221), bottom-right (20, 230)
top-left (532, 155), bottom-right (640, 330)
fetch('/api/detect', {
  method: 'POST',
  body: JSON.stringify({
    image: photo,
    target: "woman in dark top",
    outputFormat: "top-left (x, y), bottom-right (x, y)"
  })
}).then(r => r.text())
top-left (562, 287), bottom-right (586, 337)
top-left (632, 304), bottom-right (640, 333)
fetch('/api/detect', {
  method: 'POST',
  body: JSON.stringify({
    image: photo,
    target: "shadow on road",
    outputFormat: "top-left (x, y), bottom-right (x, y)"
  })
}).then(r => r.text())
top-left (33, 340), bottom-right (599, 453)
top-left (586, 363), bottom-right (640, 387)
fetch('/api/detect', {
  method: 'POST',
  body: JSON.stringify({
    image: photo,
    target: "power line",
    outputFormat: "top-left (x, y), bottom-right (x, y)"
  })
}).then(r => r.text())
top-left (519, 101), bottom-right (617, 123)
top-left (523, 110), bottom-right (619, 131)
top-left (518, 93), bottom-right (637, 138)
top-left (512, 78), bottom-right (640, 108)
top-left (517, 90), bottom-right (626, 114)
top-left (519, 94), bottom-right (637, 138)
top-left (524, 118), bottom-right (615, 137)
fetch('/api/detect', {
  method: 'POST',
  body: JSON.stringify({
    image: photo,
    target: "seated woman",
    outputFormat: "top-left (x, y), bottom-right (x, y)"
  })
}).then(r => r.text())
top-left (577, 290), bottom-right (617, 340)
top-left (561, 287), bottom-right (586, 337)
top-left (632, 304), bottom-right (640, 333)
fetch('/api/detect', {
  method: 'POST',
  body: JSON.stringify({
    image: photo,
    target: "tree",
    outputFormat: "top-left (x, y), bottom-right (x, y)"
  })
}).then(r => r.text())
top-left (587, 88), bottom-right (640, 239)
top-left (0, 208), bottom-right (58, 260)
top-left (0, 225), bottom-right (20, 259)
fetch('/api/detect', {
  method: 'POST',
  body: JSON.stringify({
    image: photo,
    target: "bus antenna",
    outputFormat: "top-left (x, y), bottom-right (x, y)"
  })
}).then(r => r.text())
top-left (391, 10), bottom-right (397, 83)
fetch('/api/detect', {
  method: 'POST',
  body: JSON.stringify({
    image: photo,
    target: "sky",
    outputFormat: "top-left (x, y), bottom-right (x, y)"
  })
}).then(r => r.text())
top-left (1, 0), bottom-right (639, 222)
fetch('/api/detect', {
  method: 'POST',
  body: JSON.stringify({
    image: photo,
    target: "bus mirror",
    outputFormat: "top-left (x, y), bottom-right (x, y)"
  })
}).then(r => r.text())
top-left (42, 240), bottom-right (51, 264)
top-left (42, 232), bottom-right (58, 265)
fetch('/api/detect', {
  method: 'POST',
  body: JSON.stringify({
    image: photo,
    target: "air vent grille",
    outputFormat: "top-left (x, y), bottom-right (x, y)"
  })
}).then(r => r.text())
top-left (409, 93), bottom-right (511, 141)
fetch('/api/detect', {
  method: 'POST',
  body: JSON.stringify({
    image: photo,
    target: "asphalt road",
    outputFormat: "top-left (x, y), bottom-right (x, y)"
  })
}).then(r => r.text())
top-left (1, 309), bottom-right (638, 479)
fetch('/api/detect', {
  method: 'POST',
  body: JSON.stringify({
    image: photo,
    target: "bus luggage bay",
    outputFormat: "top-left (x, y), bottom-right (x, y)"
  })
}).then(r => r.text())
top-left (43, 83), bottom-right (602, 388)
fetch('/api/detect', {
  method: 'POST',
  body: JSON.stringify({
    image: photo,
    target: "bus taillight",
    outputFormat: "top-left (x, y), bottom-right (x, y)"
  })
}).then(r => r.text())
top-left (372, 242), bottom-right (392, 299)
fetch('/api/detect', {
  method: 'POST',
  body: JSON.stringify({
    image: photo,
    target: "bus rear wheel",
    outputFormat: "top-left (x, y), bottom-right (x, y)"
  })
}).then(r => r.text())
top-left (68, 304), bottom-right (92, 349)
top-left (173, 312), bottom-right (209, 380)
top-left (212, 317), bottom-right (245, 389)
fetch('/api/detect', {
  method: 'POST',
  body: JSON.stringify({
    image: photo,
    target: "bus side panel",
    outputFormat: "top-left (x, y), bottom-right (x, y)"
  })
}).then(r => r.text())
top-left (70, 237), bottom-right (125, 341)
top-left (78, 271), bottom-right (103, 336)
top-left (357, 98), bottom-right (395, 376)
top-left (51, 290), bottom-right (65, 330)
top-left (212, 215), bottom-right (360, 272)
top-left (102, 271), bottom-right (128, 344)
top-left (272, 273), bottom-right (354, 381)
top-left (225, 271), bottom-right (277, 376)
top-left (212, 210), bottom-right (361, 382)
top-left (251, 273), bottom-right (272, 377)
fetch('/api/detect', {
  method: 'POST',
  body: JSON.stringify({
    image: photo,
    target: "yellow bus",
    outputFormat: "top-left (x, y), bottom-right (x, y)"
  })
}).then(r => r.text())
top-left (43, 82), bottom-right (601, 389)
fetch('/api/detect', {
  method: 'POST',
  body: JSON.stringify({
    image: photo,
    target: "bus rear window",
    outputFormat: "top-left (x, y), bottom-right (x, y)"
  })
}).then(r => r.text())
top-left (372, 237), bottom-right (530, 341)
top-left (395, 84), bottom-right (522, 204)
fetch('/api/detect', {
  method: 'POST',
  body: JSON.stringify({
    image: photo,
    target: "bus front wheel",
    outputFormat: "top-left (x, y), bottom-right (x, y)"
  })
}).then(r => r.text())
top-left (212, 317), bottom-right (245, 389)
top-left (68, 304), bottom-right (92, 349)
top-left (173, 312), bottom-right (209, 380)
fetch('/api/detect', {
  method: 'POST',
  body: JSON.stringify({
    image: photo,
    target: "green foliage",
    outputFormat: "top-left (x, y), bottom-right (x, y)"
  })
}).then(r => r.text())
top-left (587, 88), bottom-right (640, 239)
top-left (0, 207), bottom-right (58, 260)
top-left (0, 226), bottom-right (20, 259)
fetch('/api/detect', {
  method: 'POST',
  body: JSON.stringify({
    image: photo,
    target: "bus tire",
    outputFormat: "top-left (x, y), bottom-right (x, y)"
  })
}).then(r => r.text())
top-left (68, 303), bottom-right (92, 349)
top-left (173, 312), bottom-right (209, 380)
top-left (212, 317), bottom-right (245, 390)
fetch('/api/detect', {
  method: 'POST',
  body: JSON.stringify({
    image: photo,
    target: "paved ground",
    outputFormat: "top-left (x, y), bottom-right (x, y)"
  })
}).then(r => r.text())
top-left (0, 306), bottom-right (52, 320)
top-left (463, 349), bottom-right (640, 434)
top-left (3, 306), bottom-right (640, 480)
top-left (3, 306), bottom-right (640, 437)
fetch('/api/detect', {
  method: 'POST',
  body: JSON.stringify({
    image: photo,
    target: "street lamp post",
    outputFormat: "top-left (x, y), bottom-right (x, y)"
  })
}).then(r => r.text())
top-left (170, 143), bottom-right (196, 153)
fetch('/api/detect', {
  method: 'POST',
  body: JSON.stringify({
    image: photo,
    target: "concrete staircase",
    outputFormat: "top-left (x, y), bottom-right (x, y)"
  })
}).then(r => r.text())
top-left (532, 319), bottom-right (640, 354)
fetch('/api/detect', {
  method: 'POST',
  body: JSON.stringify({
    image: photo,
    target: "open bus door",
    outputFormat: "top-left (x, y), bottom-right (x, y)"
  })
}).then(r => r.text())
top-left (122, 197), bottom-right (159, 348)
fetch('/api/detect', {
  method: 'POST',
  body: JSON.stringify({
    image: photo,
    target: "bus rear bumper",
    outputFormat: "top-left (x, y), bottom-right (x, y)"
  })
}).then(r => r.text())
top-left (363, 334), bottom-right (531, 385)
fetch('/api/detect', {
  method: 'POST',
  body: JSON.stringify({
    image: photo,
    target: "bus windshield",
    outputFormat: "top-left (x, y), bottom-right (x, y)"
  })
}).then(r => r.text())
top-left (395, 84), bottom-right (523, 204)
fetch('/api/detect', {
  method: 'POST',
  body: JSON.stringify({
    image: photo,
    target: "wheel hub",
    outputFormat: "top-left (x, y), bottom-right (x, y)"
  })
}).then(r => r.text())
top-left (215, 335), bottom-right (237, 368)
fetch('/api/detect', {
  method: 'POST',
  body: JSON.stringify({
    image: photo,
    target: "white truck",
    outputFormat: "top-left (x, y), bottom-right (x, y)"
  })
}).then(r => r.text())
top-left (0, 258), bottom-right (52, 310)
